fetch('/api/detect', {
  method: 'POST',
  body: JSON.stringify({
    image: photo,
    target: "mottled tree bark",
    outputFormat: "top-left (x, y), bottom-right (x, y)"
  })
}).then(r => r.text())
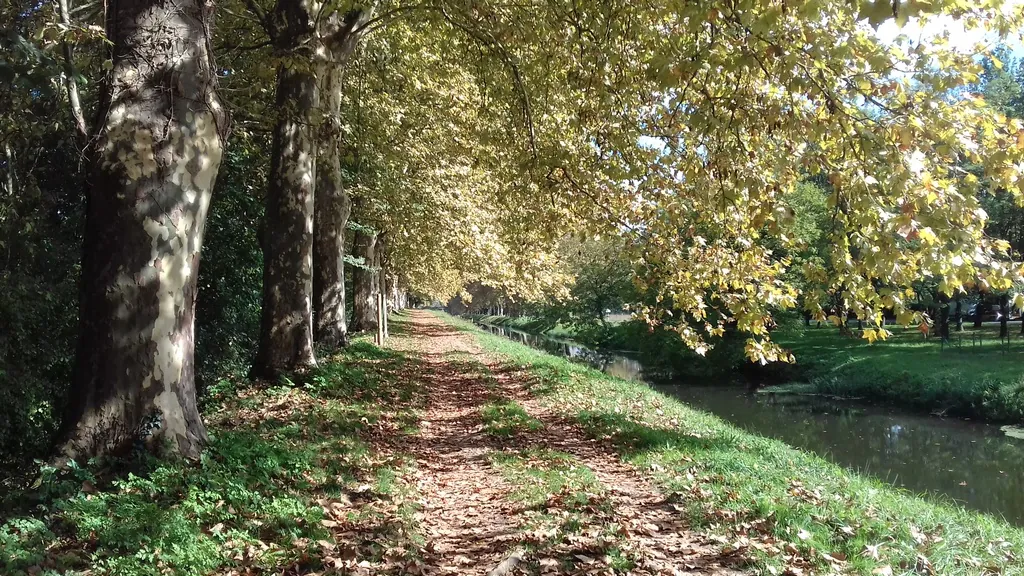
top-left (312, 67), bottom-right (352, 348)
top-left (253, 0), bottom-right (320, 377)
top-left (312, 38), bottom-right (359, 348)
top-left (350, 229), bottom-right (378, 332)
top-left (387, 275), bottom-right (397, 310)
top-left (255, 3), bottom-right (370, 372)
top-left (63, 0), bottom-right (228, 459)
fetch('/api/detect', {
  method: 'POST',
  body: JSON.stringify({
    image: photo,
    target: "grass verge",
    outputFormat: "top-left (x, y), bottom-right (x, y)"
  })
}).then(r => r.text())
top-left (468, 313), bottom-right (1024, 423)
top-left (480, 400), bottom-right (544, 438)
top-left (489, 448), bottom-right (635, 572)
top-left (0, 339), bottom-right (425, 576)
top-left (438, 311), bottom-right (1024, 576)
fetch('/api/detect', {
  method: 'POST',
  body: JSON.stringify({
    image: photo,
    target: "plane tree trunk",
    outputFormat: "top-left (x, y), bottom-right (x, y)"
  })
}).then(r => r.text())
top-left (312, 74), bottom-right (352, 347)
top-left (253, 0), bottom-right (320, 378)
top-left (1000, 293), bottom-right (1010, 339)
top-left (939, 295), bottom-right (950, 341)
top-left (955, 295), bottom-right (963, 332)
top-left (312, 13), bottom-right (367, 348)
top-left (62, 0), bottom-right (228, 459)
top-left (350, 228), bottom-right (378, 332)
top-left (255, 3), bottom-right (370, 372)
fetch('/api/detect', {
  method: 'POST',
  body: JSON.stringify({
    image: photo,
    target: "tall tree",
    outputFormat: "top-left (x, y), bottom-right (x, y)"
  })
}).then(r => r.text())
top-left (313, 64), bottom-right (353, 347)
top-left (251, 0), bottom-right (319, 377)
top-left (350, 227), bottom-right (378, 332)
top-left (252, 0), bottom-right (369, 375)
top-left (313, 11), bottom-right (368, 349)
top-left (62, 0), bottom-right (228, 459)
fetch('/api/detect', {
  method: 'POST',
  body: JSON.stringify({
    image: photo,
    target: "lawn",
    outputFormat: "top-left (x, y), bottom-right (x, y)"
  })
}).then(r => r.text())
top-left (774, 322), bottom-right (1024, 422)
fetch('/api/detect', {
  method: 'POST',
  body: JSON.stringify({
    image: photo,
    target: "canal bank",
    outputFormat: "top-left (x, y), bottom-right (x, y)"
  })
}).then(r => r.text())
top-left (441, 311), bottom-right (1024, 574)
top-left (472, 316), bottom-right (1024, 526)
top-left (467, 314), bottom-right (1024, 423)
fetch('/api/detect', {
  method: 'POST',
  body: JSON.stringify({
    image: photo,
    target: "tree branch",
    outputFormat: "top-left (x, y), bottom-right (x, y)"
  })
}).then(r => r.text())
top-left (323, 7), bottom-right (374, 57)
top-left (242, 0), bottom-right (274, 39)
top-left (56, 0), bottom-right (89, 145)
top-left (435, 3), bottom-right (538, 163)
top-left (352, 4), bottom-right (428, 36)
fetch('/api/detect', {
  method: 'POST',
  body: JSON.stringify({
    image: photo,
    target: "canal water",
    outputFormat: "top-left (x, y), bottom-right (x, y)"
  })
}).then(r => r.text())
top-left (477, 321), bottom-right (1024, 525)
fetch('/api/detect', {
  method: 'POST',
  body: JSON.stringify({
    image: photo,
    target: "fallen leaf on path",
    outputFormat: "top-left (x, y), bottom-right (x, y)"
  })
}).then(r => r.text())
top-left (822, 551), bottom-right (846, 564)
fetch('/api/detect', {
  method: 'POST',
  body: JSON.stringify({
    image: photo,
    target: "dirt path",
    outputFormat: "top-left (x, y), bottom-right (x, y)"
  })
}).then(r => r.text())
top-left (384, 311), bottom-right (744, 576)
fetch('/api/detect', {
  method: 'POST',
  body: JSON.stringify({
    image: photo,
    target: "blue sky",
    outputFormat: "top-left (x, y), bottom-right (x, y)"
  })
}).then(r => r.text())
top-left (874, 11), bottom-right (1024, 59)
top-left (634, 10), bottom-right (1023, 151)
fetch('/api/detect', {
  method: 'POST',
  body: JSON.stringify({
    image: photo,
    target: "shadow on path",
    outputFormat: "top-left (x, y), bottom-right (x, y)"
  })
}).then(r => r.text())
top-left (380, 311), bottom-right (748, 576)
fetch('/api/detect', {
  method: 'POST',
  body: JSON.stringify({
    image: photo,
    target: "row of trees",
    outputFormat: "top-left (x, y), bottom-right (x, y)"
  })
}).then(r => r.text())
top-left (3, 0), bottom-right (1024, 462)
top-left (2, 0), bottom-right (572, 462)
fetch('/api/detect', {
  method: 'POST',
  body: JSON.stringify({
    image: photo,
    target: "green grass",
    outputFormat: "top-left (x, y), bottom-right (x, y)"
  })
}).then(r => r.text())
top-left (438, 311), bottom-right (1024, 575)
top-left (775, 324), bottom-right (1024, 421)
top-left (480, 400), bottom-right (544, 437)
top-left (489, 448), bottom-right (634, 572)
top-left (468, 313), bottom-right (1024, 422)
top-left (490, 448), bottom-right (603, 511)
top-left (0, 339), bottom-right (425, 576)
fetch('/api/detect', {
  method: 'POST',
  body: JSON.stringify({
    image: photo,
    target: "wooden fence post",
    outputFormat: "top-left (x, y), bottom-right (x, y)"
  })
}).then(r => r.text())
top-left (376, 293), bottom-right (384, 345)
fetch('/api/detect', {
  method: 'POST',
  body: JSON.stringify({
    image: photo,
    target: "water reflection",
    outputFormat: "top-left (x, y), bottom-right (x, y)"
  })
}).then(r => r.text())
top-left (667, 386), bottom-right (1024, 525)
top-left (476, 321), bottom-right (1024, 525)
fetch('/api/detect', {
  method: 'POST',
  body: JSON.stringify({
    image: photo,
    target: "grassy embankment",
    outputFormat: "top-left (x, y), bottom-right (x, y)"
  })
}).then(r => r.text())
top-left (466, 314), bottom-right (574, 339)
top-left (440, 312), bottom-right (1024, 575)
top-left (0, 340), bottom-right (426, 576)
top-left (468, 313), bottom-right (1024, 423)
top-left (465, 313), bottom-right (748, 381)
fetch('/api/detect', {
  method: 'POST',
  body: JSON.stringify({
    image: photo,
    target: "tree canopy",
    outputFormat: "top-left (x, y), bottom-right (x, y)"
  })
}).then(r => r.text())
top-left (257, 0), bottom-right (1024, 363)
top-left (2, 0), bottom-right (1024, 459)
